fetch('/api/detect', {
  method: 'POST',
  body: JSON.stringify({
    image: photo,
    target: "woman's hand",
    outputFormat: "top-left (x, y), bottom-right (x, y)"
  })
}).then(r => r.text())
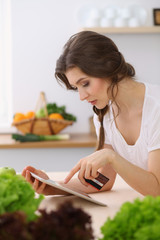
top-left (22, 166), bottom-right (49, 194)
top-left (22, 166), bottom-right (72, 196)
top-left (64, 148), bottom-right (116, 186)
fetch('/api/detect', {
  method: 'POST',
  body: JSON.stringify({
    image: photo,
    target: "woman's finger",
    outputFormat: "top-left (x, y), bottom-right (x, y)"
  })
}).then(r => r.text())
top-left (91, 167), bottom-right (99, 179)
top-left (22, 166), bottom-right (36, 178)
top-left (37, 182), bottom-right (46, 194)
top-left (33, 178), bottom-right (39, 190)
top-left (26, 170), bottom-right (34, 184)
top-left (78, 165), bottom-right (88, 186)
top-left (32, 177), bottom-right (46, 194)
top-left (84, 163), bottom-right (92, 179)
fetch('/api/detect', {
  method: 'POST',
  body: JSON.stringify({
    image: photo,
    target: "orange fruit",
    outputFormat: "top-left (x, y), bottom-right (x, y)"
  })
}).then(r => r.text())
top-left (13, 113), bottom-right (26, 122)
top-left (49, 113), bottom-right (64, 120)
top-left (25, 111), bottom-right (35, 119)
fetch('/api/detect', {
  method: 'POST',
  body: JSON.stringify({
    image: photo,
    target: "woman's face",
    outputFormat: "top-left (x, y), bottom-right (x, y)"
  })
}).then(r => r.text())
top-left (66, 67), bottom-right (110, 109)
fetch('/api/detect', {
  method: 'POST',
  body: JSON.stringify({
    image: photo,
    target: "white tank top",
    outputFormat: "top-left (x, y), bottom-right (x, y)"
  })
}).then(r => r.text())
top-left (93, 82), bottom-right (160, 170)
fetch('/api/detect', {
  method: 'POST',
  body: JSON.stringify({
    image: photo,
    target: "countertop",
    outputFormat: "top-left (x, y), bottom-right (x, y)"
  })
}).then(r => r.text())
top-left (0, 133), bottom-right (97, 149)
top-left (39, 172), bottom-right (144, 239)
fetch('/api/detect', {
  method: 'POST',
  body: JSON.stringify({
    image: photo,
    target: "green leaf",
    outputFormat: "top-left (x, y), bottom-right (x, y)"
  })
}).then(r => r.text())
top-left (46, 102), bottom-right (76, 121)
top-left (0, 173), bottom-right (44, 221)
top-left (100, 196), bottom-right (160, 240)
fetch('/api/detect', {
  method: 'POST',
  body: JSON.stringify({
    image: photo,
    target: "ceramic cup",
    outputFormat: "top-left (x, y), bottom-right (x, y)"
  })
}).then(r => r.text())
top-left (128, 17), bottom-right (140, 27)
top-left (100, 17), bottom-right (114, 27)
top-left (114, 17), bottom-right (128, 27)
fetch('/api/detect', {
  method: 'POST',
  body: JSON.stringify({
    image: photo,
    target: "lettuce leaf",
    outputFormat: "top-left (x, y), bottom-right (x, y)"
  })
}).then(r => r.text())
top-left (0, 173), bottom-right (44, 221)
top-left (100, 196), bottom-right (160, 240)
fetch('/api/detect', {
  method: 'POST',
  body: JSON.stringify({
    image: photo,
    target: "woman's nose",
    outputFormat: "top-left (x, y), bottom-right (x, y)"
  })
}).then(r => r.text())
top-left (79, 90), bottom-right (88, 101)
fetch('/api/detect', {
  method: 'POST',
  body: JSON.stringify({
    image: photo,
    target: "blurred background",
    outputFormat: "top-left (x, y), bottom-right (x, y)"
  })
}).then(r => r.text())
top-left (0, 0), bottom-right (160, 172)
top-left (0, 0), bottom-right (160, 133)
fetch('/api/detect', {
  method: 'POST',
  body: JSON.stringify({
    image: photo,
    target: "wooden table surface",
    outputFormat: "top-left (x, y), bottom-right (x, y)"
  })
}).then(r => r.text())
top-left (39, 172), bottom-right (144, 239)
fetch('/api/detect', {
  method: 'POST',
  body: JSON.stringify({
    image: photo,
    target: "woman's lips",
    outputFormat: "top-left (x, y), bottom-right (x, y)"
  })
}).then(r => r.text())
top-left (89, 100), bottom-right (97, 105)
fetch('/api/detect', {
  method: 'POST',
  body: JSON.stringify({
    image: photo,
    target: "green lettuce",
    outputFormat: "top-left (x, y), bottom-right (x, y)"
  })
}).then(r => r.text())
top-left (100, 196), bottom-right (160, 240)
top-left (0, 172), bottom-right (44, 221)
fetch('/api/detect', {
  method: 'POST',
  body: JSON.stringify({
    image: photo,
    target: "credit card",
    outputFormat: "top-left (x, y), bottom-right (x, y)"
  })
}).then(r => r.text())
top-left (84, 172), bottom-right (109, 190)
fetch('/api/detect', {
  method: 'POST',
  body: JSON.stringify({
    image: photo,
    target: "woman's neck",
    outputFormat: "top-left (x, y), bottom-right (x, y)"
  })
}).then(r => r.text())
top-left (112, 79), bottom-right (145, 114)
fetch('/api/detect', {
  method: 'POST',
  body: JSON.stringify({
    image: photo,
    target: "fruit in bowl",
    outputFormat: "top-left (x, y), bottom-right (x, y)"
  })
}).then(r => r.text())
top-left (13, 111), bottom-right (35, 122)
top-left (35, 108), bottom-right (46, 118)
top-left (12, 102), bottom-right (76, 135)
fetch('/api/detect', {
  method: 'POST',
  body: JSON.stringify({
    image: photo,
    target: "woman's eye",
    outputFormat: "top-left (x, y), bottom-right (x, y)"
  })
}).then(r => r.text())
top-left (82, 82), bottom-right (89, 87)
top-left (71, 86), bottom-right (77, 91)
top-left (73, 87), bottom-right (78, 91)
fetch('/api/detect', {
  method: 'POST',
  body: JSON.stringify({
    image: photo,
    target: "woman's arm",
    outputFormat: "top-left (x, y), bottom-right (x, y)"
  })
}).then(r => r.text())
top-left (65, 147), bottom-right (160, 196)
top-left (113, 149), bottom-right (160, 196)
top-left (22, 144), bottom-right (116, 195)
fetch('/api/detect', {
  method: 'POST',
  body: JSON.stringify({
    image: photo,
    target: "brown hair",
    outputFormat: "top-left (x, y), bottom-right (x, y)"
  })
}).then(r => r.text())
top-left (55, 31), bottom-right (135, 150)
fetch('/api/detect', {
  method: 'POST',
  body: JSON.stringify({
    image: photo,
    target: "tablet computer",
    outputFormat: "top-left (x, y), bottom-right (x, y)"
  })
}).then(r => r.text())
top-left (30, 172), bottom-right (107, 207)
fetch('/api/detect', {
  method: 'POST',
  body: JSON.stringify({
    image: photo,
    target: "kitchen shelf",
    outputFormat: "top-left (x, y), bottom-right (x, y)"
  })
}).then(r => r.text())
top-left (0, 133), bottom-right (97, 149)
top-left (80, 26), bottom-right (160, 34)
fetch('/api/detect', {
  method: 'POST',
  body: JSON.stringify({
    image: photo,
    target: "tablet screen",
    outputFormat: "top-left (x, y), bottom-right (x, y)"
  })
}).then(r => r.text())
top-left (30, 172), bottom-right (107, 207)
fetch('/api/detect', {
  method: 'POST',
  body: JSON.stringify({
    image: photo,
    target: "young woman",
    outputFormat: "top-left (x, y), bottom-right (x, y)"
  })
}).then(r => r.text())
top-left (22, 31), bottom-right (160, 196)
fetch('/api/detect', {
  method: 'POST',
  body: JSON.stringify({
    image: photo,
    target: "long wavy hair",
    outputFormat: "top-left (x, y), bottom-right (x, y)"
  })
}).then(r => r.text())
top-left (55, 31), bottom-right (135, 150)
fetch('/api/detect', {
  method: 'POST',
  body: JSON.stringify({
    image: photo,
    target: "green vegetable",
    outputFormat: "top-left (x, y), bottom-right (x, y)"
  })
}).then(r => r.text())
top-left (12, 133), bottom-right (70, 142)
top-left (0, 171), bottom-right (44, 221)
top-left (47, 103), bottom-right (77, 121)
top-left (100, 196), bottom-right (160, 240)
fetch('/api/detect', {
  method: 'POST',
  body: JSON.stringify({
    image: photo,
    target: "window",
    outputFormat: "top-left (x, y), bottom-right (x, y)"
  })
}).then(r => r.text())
top-left (0, 0), bottom-right (12, 130)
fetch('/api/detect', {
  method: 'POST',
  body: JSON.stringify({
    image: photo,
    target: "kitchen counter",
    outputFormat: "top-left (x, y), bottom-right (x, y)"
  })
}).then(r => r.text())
top-left (39, 172), bottom-right (144, 239)
top-left (0, 133), bottom-right (97, 149)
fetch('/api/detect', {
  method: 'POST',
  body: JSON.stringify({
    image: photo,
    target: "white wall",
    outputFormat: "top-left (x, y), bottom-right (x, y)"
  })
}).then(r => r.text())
top-left (0, 147), bottom-right (94, 172)
top-left (11, 0), bottom-right (160, 134)
top-left (1, 0), bottom-right (159, 172)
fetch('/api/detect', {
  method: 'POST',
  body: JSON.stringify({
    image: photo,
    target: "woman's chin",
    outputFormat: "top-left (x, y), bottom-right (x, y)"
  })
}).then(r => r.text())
top-left (95, 104), bottom-right (108, 110)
